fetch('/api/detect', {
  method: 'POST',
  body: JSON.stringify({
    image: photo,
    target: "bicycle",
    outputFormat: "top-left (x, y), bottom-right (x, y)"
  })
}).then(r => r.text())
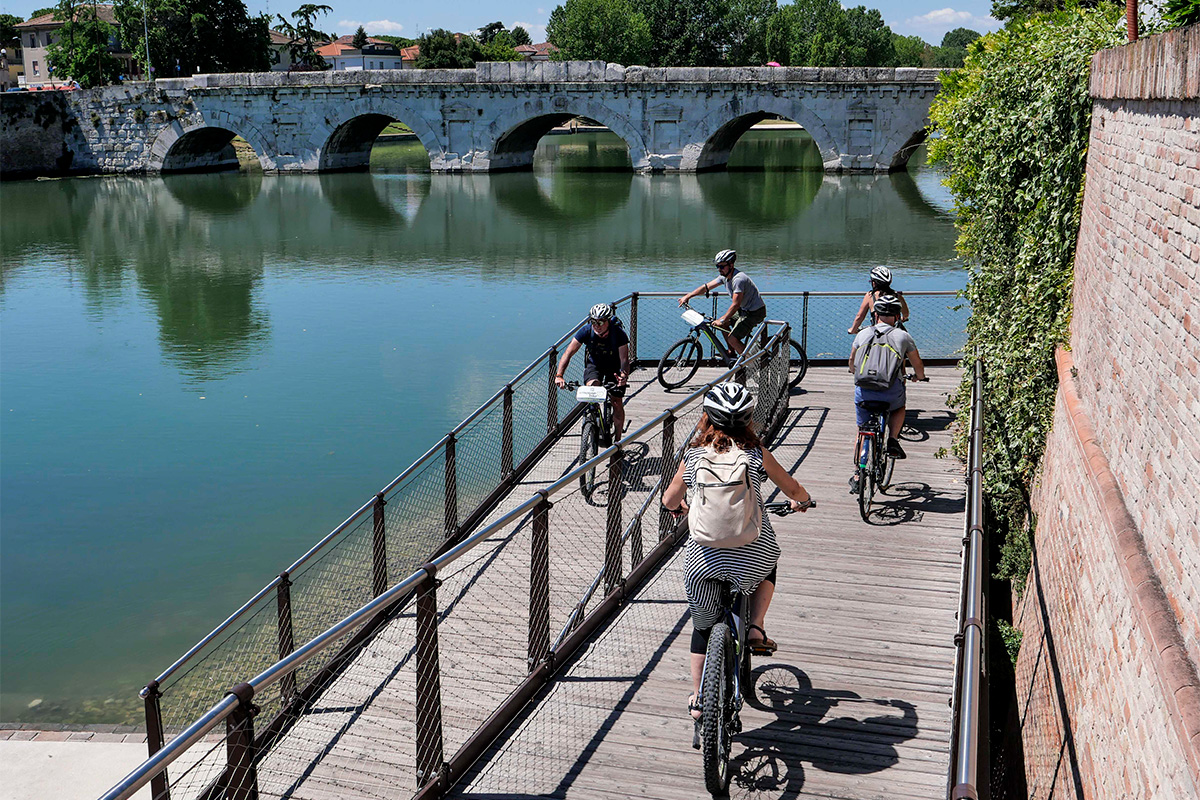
top-left (852, 375), bottom-right (927, 522)
top-left (695, 499), bottom-right (814, 795)
top-left (562, 380), bottom-right (624, 502)
top-left (657, 304), bottom-right (807, 391)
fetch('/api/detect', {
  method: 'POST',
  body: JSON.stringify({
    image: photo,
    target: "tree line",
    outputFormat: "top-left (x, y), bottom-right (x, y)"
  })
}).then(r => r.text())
top-left (545, 0), bottom-right (983, 68)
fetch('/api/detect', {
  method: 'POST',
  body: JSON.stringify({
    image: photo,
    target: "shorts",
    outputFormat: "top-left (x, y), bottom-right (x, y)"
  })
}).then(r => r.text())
top-left (855, 382), bottom-right (906, 427)
top-left (584, 361), bottom-right (622, 392)
top-left (728, 305), bottom-right (767, 341)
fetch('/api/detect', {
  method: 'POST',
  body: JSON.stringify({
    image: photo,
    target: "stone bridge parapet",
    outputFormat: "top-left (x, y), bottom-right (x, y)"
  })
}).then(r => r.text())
top-left (1, 62), bottom-right (945, 178)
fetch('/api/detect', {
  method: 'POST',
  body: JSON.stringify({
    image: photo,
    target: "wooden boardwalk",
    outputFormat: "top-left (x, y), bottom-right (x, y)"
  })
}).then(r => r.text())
top-left (248, 366), bottom-right (964, 800)
top-left (455, 366), bottom-right (965, 800)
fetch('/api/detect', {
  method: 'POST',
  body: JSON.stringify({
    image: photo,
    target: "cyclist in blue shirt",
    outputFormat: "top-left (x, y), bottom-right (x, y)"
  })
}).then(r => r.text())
top-left (555, 303), bottom-right (631, 439)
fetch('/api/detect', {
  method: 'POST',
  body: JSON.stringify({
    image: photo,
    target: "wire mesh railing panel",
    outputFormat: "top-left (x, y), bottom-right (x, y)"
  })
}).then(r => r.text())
top-left (252, 611), bottom-right (419, 800)
top-left (157, 733), bottom-right (230, 800)
top-left (158, 602), bottom-right (281, 735)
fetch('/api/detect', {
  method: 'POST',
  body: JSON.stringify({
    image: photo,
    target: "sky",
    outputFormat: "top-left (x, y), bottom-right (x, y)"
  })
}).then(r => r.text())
top-left (4, 0), bottom-right (1004, 48)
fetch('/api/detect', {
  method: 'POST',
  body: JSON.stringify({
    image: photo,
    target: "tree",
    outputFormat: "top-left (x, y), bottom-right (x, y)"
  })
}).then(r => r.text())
top-left (114, 0), bottom-right (271, 77)
top-left (547, 0), bottom-right (651, 64)
top-left (351, 25), bottom-right (367, 49)
top-left (374, 34), bottom-right (416, 47)
top-left (510, 25), bottom-right (532, 45)
top-left (723, 0), bottom-right (776, 66)
top-left (29, 7), bottom-right (57, 18)
top-left (990, 0), bottom-right (1100, 21)
top-left (929, 27), bottom-right (980, 68)
top-left (274, 3), bottom-right (332, 69)
top-left (891, 33), bottom-right (928, 67)
top-left (643, 0), bottom-right (741, 66)
top-left (481, 29), bottom-right (524, 61)
top-left (767, 0), bottom-right (895, 67)
top-left (1, 13), bottom-right (21, 47)
top-left (841, 5), bottom-right (894, 66)
top-left (46, 0), bottom-right (122, 86)
top-left (477, 20), bottom-right (506, 44)
top-left (1162, 0), bottom-right (1200, 27)
top-left (415, 28), bottom-right (482, 68)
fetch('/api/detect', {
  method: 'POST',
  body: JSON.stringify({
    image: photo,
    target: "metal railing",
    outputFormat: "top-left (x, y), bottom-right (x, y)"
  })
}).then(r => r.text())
top-left (103, 318), bottom-right (794, 800)
top-left (948, 358), bottom-right (987, 800)
top-left (627, 290), bottom-right (966, 366)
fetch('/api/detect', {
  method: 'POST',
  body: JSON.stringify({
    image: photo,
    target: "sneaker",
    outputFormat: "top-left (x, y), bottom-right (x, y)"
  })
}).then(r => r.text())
top-left (848, 473), bottom-right (860, 494)
top-left (887, 439), bottom-right (907, 459)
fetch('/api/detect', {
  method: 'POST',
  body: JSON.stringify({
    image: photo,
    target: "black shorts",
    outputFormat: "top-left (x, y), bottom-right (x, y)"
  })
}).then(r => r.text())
top-left (584, 361), bottom-right (617, 386)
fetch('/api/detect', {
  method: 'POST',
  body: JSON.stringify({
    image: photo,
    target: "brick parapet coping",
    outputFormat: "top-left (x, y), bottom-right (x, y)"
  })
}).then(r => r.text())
top-left (0, 722), bottom-right (224, 745)
top-left (1090, 23), bottom-right (1200, 100)
top-left (1056, 346), bottom-right (1200, 780)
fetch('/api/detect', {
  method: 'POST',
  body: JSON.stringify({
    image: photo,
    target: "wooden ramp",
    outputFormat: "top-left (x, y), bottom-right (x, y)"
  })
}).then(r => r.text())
top-left (454, 366), bottom-right (964, 800)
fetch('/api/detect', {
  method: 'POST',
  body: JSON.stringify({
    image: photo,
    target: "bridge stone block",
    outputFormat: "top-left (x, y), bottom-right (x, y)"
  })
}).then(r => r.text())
top-left (605, 63), bottom-right (625, 81)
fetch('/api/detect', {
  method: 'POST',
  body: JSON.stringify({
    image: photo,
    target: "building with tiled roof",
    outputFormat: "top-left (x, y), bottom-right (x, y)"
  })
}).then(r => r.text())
top-left (314, 36), bottom-right (405, 71)
top-left (15, 4), bottom-right (137, 85)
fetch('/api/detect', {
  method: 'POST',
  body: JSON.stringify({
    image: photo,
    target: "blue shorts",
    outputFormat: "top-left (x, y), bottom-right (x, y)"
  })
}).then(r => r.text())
top-left (855, 382), bottom-right (905, 427)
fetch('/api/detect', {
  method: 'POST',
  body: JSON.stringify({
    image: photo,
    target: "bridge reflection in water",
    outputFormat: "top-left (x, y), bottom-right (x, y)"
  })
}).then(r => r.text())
top-left (98, 295), bottom-right (967, 800)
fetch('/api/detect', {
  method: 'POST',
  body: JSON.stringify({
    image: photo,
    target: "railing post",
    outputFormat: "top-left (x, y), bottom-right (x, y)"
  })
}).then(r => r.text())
top-left (529, 495), bottom-right (551, 671)
top-left (141, 681), bottom-right (170, 800)
top-left (802, 291), bottom-right (809, 351)
top-left (605, 449), bottom-right (624, 591)
top-left (444, 434), bottom-right (458, 540)
top-left (659, 412), bottom-right (676, 541)
top-left (222, 683), bottom-right (260, 800)
top-left (630, 517), bottom-right (644, 566)
top-left (372, 493), bottom-right (388, 597)
top-left (629, 293), bottom-right (638, 365)
top-left (276, 572), bottom-right (296, 704)
top-left (711, 293), bottom-right (718, 319)
top-left (501, 384), bottom-right (514, 479)
top-left (414, 566), bottom-right (445, 790)
top-left (547, 347), bottom-right (558, 434)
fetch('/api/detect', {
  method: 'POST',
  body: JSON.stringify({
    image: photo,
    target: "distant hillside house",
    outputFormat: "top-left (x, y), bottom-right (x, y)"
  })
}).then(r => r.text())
top-left (15, 5), bottom-right (138, 86)
top-left (269, 29), bottom-right (297, 72)
top-left (515, 42), bottom-right (557, 62)
top-left (315, 35), bottom-right (403, 71)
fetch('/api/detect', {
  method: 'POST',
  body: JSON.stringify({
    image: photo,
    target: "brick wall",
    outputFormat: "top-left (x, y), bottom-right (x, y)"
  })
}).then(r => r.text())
top-left (1014, 25), bottom-right (1200, 798)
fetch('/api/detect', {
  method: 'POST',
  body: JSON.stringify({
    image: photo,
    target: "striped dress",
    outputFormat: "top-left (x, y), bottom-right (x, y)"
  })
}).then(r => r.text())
top-left (682, 445), bottom-right (780, 631)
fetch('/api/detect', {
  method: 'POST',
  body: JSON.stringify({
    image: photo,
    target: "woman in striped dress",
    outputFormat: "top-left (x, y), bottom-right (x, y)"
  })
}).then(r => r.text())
top-left (661, 382), bottom-right (813, 729)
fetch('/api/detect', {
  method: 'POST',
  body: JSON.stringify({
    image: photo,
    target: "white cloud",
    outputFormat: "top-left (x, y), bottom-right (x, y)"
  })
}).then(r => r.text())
top-left (337, 18), bottom-right (405, 34)
top-left (511, 20), bottom-right (548, 42)
top-left (902, 7), bottom-right (1000, 32)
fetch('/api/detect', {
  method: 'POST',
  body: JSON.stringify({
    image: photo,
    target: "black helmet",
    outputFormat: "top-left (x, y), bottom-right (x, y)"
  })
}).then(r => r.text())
top-left (873, 294), bottom-right (902, 317)
top-left (703, 382), bottom-right (755, 430)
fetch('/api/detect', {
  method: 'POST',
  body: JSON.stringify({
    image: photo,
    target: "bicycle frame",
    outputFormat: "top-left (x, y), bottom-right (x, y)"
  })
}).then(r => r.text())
top-left (856, 408), bottom-right (889, 470)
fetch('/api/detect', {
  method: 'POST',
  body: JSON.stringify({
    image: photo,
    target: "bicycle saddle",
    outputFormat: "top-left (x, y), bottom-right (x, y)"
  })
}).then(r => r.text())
top-left (856, 400), bottom-right (892, 412)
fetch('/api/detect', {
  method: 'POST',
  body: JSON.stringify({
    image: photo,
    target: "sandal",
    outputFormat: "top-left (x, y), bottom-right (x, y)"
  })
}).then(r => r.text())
top-left (746, 624), bottom-right (778, 656)
top-left (688, 694), bottom-right (702, 749)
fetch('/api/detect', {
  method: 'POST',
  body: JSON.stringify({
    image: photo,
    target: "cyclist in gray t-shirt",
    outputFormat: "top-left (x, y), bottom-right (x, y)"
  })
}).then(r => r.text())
top-left (677, 249), bottom-right (767, 355)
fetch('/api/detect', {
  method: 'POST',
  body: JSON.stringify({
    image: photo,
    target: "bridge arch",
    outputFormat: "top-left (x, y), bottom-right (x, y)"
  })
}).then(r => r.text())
top-left (311, 99), bottom-right (444, 172)
top-left (486, 101), bottom-right (648, 171)
top-left (688, 100), bottom-right (840, 172)
top-left (880, 126), bottom-right (929, 171)
top-left (147, 119), bottom-right (271, 174)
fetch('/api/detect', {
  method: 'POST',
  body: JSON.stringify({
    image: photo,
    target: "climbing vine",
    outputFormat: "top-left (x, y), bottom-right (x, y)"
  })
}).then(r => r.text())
top-left (927, 4), bottom-right (1123, 594)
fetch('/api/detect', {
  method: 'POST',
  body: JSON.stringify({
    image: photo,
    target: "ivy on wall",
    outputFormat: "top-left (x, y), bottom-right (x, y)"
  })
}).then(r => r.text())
top-left (927, 4), bottom-right (1124, 593)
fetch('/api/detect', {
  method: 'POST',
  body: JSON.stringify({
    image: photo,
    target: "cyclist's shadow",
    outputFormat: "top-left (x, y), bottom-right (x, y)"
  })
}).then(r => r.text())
top-left (725, 663), bottom-right (919, 799)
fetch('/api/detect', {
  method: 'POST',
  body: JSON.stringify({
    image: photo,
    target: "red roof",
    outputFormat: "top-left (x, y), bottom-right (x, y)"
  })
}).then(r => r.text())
top-left (17, 4), bottom-right (117, 27)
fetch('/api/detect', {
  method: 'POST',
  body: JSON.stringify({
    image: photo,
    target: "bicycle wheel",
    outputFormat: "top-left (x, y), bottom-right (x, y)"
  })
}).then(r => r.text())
top-left (578, 417), bottom-right (599, 500)
top-left (787, 338), bottom-right (809, 388)
top-left (857, 439), bottom-right (874, 522)
top-left (701, 621), bottom-right (735, 795)
top-left (879, 452), bottom-right (896, 491)
top-left (657, 337), bottom-right (702, 389)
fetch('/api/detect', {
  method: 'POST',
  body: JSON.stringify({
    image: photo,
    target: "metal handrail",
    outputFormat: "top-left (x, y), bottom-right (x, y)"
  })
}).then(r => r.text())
top-left (948, 358), bottom-right (986, 799)
top-left (633, 290), bottom-right (960, 297)
top-left (146, 314), bottom-right (591, 690)
top-left (101, 318), bottom-right (791, 800)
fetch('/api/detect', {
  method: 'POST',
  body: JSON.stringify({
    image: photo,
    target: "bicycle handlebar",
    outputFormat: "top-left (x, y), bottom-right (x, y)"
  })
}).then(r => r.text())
top-left (561, 380), bottom-right (625, 396)
top-left (907, 375), bottom-right (930, 382)
top-left (764, 500), bottom-right (816, 516)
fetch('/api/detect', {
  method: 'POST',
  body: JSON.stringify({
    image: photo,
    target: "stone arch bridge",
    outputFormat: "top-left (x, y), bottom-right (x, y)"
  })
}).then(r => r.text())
top-left (43, 62), bottom-right (944, 175)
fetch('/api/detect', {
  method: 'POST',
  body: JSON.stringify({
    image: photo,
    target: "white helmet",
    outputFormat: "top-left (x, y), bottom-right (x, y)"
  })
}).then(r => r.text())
top-left (589, 303), bottom-right (614, 322)
top-left (714, 249), bottom-right (737, 267)
top-left (703, 382), bottom-right (756, 430)
top-left (870, 266), bottom-right (893, 285)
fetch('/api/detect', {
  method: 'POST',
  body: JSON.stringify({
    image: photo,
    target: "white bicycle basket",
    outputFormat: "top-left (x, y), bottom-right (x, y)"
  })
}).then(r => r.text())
top-left (681, 308), bottom-right (706, 327)
top-left (575, 385), bottom-right (608, 404)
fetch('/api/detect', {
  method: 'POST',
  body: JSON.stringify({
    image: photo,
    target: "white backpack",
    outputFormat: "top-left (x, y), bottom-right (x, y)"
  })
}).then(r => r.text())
top-left (688, 447), bottom-right (762, 549)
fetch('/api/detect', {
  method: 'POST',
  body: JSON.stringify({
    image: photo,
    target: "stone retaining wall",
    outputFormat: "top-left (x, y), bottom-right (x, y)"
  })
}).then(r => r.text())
top-left (1014, 24), bottom-right (1200, 799)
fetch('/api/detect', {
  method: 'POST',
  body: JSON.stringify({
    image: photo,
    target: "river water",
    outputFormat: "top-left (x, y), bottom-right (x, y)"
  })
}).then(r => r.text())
top-left (0, 129), bottom-right (962, 723)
